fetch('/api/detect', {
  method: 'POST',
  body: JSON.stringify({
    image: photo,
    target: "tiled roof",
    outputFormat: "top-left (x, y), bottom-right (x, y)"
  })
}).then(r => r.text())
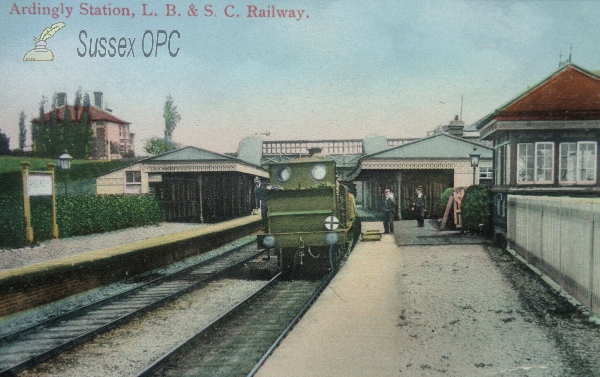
top-left (33, 105), bottom-right (130, 125)
top-left (477, 63), bottom-right (600, 128)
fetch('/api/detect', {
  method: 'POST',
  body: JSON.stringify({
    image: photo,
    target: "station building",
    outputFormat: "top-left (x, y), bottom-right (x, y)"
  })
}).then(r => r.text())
top-left (476, 63), bottom-right (600, 235)
top-left (96, 146), bottom-right (268, 223)
top-left (96, 115), bottom-right (491, 224)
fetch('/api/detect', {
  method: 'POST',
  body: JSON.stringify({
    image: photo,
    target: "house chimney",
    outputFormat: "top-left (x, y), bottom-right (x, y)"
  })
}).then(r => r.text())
top-left (56, 92), bottom-right (67, 107)
top-left (446, 115), bottom-right (465, 137)
top-left (93, 91), bottom-right (104, 109)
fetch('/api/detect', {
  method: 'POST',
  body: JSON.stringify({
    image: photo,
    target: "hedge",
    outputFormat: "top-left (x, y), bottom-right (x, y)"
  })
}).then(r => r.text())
top-left (440, 187), bottom-right (453, 208)
top-left (461, 185), bottom-right (493, 235)
top-left (0, 194), bottom-right (163, 248)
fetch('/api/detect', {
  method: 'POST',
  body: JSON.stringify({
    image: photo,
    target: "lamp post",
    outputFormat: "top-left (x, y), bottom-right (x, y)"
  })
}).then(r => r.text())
top-left (57, 152), bottom-right (72, 195)
top-left (469, 148), bottom-right (481, 186)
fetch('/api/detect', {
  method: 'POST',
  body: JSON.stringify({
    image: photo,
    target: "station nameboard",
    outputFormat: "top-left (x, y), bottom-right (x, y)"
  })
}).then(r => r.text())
top-left (27, 173), bottom-right (53, 196)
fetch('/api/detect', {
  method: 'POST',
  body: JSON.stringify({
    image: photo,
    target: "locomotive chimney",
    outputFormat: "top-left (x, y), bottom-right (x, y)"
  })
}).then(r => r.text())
top-left (308, 147), bottom-right (322, 157)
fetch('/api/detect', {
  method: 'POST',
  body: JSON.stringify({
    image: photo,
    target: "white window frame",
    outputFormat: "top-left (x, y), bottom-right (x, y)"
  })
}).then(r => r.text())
top-left (517, 143), bottom-right (535, 184)
top-left (517, 142), bottom-right (554, 184)
top-left (534, 142), bottom-right (554, 184)
top-left (559, 142), bottom-right (577, 183)
top-left (124, 170), bottom-right (142, 194)
top-left (577, 141), bottom-right (597, 184)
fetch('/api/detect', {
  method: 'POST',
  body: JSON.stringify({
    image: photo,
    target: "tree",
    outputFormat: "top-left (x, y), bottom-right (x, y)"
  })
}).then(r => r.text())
top-left (0, 129), bottom-right (10, 155)
top-left (144, 136), bottom-right (178, 155)
top-left (18, 111), bottom-right (26, 151)
top-left (31, 95), bottom-right (48, 156)
top-left (31, 91), bottom-right (93, 159)
top-left (163, 95), bottom-right (181, 142)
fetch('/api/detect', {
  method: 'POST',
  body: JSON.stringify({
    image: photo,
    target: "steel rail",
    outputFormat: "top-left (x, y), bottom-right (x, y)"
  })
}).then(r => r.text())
top-left (0, 239), bottom-right (263, 377)
top-left (246, 269), bottom-right (335, 376)
top-left (136, 271), bottom-right (283, 377)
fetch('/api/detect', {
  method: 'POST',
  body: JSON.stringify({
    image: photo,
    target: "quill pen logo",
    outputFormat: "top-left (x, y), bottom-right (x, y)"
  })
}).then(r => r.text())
top-left (23, 22), bottom-right (66, 61)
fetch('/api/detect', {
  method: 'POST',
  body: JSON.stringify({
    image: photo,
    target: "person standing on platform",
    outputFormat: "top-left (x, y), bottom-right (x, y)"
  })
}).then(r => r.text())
top-left (381, 188), bottom-right (396, 234)
top-left (412, 186), bottom-right (426, 227)
top-left (253, 177), bottom-right (271, 231)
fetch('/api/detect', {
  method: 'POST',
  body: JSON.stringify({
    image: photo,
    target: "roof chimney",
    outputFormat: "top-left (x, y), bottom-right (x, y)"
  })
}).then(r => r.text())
top-left (446, 115), bottom-right (465, 137)
top-left (93, 91), bottom-right (104, 109)
top-left (56, 92), bottom-right (67, 107)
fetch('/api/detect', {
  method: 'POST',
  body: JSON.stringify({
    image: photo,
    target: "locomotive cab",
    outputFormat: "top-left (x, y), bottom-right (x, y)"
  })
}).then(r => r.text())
top-left (258, 155), bottom-right (358, 273)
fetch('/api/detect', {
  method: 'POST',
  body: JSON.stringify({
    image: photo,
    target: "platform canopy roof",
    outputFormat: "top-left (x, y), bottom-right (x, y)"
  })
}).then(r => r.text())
top-left (362, 133), bottom-right (492, 160)
top-left (147, 146), bottom-right (236, 162)
top-left (139, 146), bottom-right (267, 176)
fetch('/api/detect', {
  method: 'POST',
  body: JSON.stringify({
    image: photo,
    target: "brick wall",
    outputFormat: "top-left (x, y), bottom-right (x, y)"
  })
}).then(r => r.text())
top-left (0, 217), bottom-right (262, 318)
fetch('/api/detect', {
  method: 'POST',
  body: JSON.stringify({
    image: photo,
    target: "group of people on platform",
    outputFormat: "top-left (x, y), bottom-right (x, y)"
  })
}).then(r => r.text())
top-left (380, 186), bottom-right (426, 234)
top-left (252, 176), bottom-right (427, 236)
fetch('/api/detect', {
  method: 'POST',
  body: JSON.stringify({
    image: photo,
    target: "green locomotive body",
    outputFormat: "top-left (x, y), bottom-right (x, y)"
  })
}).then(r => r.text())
top-left (258, 155), bottom-right (359, 272)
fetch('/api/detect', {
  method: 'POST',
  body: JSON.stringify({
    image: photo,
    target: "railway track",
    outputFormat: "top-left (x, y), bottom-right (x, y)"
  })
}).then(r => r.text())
top-left (0, 240), bottom-right (265, 377)
top-left (138, 270), bottom-right (335, 377)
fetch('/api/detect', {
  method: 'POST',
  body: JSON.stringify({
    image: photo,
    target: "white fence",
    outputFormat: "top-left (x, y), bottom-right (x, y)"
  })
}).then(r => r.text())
top-left (507, 195), bottom-right (600, 317)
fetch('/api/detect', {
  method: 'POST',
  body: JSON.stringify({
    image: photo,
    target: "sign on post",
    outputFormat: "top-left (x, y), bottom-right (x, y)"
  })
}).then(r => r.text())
top-left (20, 162), bottom-right (59, 243)
top-left (27, 174), bottom-right (53, 196)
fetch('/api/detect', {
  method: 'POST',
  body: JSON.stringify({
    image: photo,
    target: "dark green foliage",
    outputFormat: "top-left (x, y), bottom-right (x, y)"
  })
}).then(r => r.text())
top-left (461, 185), bottom-right (492, 235)
top-left (0, 129), bottom-right (10, 155)
top-left (0, 193), bottom-right (25, 247)
top-left (440, 187), bottom-right (453, 208)
top-left (31, 91), bottom-right (93, 159)
top-left (18, 111), bottom-right (26, 151)
top-left (0, 158), bottom-right (131, 194)
top-left (0, 194), bottom-right (163, 248)
top-left (144, 136), bottom-right (179, 155)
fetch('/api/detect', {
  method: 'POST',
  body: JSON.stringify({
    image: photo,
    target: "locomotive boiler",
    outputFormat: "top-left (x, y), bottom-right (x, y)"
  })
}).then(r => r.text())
top-left (257, 154), bottom-right (360, 273)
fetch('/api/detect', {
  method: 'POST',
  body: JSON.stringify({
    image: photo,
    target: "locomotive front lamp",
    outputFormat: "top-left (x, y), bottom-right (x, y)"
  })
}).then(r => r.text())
top-left (310, 164), bottom-right (327, 180)
top-left (262, 235), bottom-right (276, 249)
top-left (469, 148), bottom-right (481, 186)
top-left (324, 232), bottom-right (339, 246)
top-left (275, 166), bottom-right (291, 182)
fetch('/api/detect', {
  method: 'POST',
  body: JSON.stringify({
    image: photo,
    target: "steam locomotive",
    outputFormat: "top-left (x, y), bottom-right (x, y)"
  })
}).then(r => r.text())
top-left (257, 153), bottom-right (360, 273)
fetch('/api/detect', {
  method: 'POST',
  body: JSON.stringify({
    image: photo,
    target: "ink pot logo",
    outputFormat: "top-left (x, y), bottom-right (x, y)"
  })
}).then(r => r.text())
top-left (23, 22), bottom-right (66, 61)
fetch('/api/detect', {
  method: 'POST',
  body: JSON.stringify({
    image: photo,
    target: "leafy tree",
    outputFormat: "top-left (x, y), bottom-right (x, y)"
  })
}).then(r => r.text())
top-left (18, 111), bottom-right (26, 151)
top-left (0, 129), bottom-right (10, 154)
top-left (144, 136), bottom-right (179, 155)
top-left (163, 95), bottom-right (181, 142)
top-left (31, 95), bottom-right (48, 157)
top-left (31, 91), bottom-right (93, 159)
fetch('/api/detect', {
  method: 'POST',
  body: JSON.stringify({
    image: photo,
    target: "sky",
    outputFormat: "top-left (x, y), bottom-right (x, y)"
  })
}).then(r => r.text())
top-left (2, 0), bottom-right (600, 155)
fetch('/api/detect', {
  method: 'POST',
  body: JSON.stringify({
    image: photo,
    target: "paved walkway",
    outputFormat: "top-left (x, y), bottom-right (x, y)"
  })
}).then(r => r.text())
top-left (257, 233), bottom-right (404, 377)
top-left (0, 222), bottom-right (206, 272)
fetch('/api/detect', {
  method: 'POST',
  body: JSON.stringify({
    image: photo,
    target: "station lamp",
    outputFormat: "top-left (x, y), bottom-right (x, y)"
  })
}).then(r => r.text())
top-left (469, 148), bottom-right (481, 186)
top-left (57, 151), bottom-right (73, 195)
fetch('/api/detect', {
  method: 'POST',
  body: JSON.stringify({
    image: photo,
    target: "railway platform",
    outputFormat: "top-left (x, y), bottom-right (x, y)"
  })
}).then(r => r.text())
top-left (0, 216), bottom-right (262, 318)
top-left (255, 221), bottom-right (567, 377)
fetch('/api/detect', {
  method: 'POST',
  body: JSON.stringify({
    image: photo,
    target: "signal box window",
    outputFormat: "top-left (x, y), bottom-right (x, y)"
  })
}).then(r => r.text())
top-left (560, 142), bottom-right (597, 184)
top-left (125, 171), bottom-right (142, 194)
top-left (517, 142), bottom-right (554, 184)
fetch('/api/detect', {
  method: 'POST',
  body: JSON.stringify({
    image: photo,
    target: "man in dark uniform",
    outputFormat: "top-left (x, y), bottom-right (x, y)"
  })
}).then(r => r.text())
top-left (253, 177), bottom-right (271, 231)
top-left (381, 188), bottom-right (396, 234)
top-left (412, 186), bottom-right (426, 227)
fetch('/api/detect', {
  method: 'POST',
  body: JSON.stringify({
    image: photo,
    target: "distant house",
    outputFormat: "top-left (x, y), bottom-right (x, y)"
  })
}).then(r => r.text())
top-left (33, 92), bottom-right (134, 160)
top-left (476, 63), bottom-right (600, 234)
